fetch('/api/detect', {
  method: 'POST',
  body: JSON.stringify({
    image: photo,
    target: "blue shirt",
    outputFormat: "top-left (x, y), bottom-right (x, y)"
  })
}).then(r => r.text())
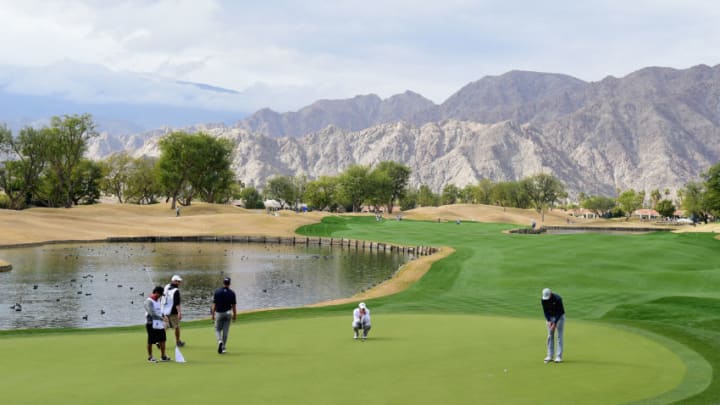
top-left (541, 293), bottom-right (565, 322)
top-left (213, 287), bottom-right (236, 312)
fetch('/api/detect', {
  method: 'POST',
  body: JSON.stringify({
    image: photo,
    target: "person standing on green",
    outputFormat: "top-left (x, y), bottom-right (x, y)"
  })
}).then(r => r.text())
top-left (211, 277), bottom-right (237, 354)
top-left (541, 288), bottom-right (565, 363)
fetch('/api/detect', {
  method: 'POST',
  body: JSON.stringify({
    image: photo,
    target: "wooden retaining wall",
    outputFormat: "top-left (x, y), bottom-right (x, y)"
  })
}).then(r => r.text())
top-left (105, 235), bottom-right (438, 256)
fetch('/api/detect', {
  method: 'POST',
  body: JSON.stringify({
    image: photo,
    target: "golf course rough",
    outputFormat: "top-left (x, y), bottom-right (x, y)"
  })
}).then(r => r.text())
top-left (0, 315), bottom-right (685, 404)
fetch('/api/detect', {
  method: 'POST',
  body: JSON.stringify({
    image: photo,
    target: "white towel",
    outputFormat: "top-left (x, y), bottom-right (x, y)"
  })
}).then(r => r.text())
top-left (175, 346), bottom-right (186, 363)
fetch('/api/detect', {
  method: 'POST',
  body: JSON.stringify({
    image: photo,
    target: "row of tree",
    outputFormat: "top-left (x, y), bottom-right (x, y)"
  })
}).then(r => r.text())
top-left (1, 115), bottom-right (719, 222)
top-left (0, 116), bottom-right (237, 210)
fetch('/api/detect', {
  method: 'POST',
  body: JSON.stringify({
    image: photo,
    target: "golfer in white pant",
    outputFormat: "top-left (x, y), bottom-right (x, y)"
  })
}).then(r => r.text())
top-left (352, 302), bottom-right (371, 340)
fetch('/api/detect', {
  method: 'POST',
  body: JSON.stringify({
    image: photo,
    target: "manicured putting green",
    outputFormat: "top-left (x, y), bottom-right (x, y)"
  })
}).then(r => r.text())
top-left (0, 314), bottom-right (683, 404)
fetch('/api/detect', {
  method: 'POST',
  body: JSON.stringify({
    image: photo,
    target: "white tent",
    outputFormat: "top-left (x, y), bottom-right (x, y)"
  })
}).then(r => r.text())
top-left (264, 199), bottom-right (281, 209)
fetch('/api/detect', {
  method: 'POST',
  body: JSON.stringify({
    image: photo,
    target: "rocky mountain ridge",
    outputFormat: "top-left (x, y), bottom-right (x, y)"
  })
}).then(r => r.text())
top-left (87, 64), bottom-right (720, 196)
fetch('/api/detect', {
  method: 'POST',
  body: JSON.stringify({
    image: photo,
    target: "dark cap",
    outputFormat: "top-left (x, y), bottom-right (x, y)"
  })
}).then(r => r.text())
top-left (152, 286), bottom-right (164, 295)
top-left (223, 277), bottom-right (231, 285)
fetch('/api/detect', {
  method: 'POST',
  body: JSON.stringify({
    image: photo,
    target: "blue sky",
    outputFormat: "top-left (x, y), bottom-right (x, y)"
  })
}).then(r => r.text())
top-left (1, 0), bottom-right (719, 112)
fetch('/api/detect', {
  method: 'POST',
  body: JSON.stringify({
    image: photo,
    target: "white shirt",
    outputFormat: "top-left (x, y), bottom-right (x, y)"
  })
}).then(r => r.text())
top-left (353, 307), bottom-right (371, 326)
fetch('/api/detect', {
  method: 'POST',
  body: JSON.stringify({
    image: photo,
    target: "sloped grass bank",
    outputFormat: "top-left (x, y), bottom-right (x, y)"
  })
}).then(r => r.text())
top-left (297, 217), bottom-right (720, 403)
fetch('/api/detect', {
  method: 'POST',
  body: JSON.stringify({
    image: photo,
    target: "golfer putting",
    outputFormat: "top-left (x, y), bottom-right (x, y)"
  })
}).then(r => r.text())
top-left (352, 302), bottom-right (371, 340)
top-left (541, 288), bottom-right (565, 363)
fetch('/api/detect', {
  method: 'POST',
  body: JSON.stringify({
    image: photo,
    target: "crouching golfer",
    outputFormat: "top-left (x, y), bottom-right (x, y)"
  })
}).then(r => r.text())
top-left (211, 277), bottom-right (237, 354)
top-left (352, 302), bottom-right (371, 340)
top-left (145, 286), bottom-right (171, 362)
top-left (541, 288), bottom-right (565, 363)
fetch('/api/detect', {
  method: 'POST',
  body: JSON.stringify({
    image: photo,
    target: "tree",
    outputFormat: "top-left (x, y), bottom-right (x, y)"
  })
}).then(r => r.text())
top-left (157, 131), bottom-right (235, 208)
top-left (441, 184), bottom-right (460, 205)
top-left (655, 199), bottom-right (676, 218)
top-left (617, 189), bottom-right (645, 219)
top-left (371, 161), bottom-right (411, 213)
top-left (337, 165), bottom-right (371, 212)
top-left (703, 162), bottom-right (720, 217)
top-left (399, 186), bottom-right (418, 211)
top-left (44, 114), bottom-right (98, 208)
top-left (69, 159), bottom-right (104, 205)
top-left (239, 187), bottom-right (264, 209)
top-left (490, 181), bottom-right (530, 209)
top-left (125, 156), bottom-right (160, 205)
top-left (417, 184), bottom-right (439, 207)
top-left (366, 169), bottom-right (393, 212)
top-left (475, 178), bottom-right (494, 205)
top-left (649, 188), bottom-right (662, 208)
top-left (679, 181), bottom-right (708, 222)
top-left (304, 176), bottom-right (339, 211)
top-left (101, 152), bottom-right (132, 203)
top-left (522, 173), bottom-right (566, 223)
top-left (264, 175), bottom-right (296, 209)
top-left (581, 195), bottom-right (616, 217)
top-left (0, 126), bottom-right (51, 209)
top-left (191, 136), bottom-right (235, 203)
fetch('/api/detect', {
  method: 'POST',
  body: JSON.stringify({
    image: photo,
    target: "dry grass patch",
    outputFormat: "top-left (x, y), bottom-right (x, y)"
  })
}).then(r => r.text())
top-left (0, 202), bottom-right (327, 246)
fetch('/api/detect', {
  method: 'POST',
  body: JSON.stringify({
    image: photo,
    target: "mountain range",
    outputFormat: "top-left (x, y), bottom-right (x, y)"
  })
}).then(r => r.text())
top-left (88, 64), bottom-right (720, 197)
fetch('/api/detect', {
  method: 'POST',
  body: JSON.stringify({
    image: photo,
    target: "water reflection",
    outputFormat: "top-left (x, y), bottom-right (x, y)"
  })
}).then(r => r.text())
top-left (0, 242), bottom-right (410, 330)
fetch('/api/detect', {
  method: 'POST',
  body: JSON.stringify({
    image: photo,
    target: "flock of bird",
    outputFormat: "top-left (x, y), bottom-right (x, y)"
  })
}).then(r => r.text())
top-left (5, 243), bottom-right (374, 327)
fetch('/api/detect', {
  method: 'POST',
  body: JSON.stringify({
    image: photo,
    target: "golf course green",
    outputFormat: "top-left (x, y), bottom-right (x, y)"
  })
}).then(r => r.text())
top-left (2, 216), bottom-right (719, 404)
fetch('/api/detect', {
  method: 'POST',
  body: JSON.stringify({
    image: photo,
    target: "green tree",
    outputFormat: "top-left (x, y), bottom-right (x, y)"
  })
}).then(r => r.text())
top-left (441, 184), bottom-right (460, 205)
top-left (703, 162), bottom-right (720, 217)
top-left (264, 175), bottom-right (296, 209)
top-left (617, 189), bottom-right (645, 219)
top-left (191, 136), bottom-right (235, 203)
top-left (460, 184), bottom-right (478, 204)
top-left (649, 188), bottom-right (662, 208)
top-left (490, 181), bottom-right (530, 209)
top-left (581, 195), bottom-right (616, 217)
top-left (399, 186), bottom-right (418, 211)
top-left (522, 173), bottom-right (566, 223)
top-left (157, 131), bottom-right (235, 208)
top-left (125, 156), bottom-right (160, 205)
top-left (44, 114), bottom-right (98, 208)
top-left (100, 152), bottom-right (132, 203)
top-left (69, 159), bottom-right (104, 205)
top-left (366, 169), bottom-right (394, 212)
top-left (475, 178), bottom-right (493, 205)
top-left (304, 176), bottom-right (339, 211)
top-left (240, 186), bottom-right (264, 209)
top-left (417, 184), bottom-right (439, 207)
top-left (338, 165), bottom-right (371, 212)
top-left (679, 181), bottom-right (707, 222)
top-left (655, 199), bottom-right (676, 218)
top-left (372, 161), bottom-right (411, 213)
top-left (0, 126), bottom-right (51, 209)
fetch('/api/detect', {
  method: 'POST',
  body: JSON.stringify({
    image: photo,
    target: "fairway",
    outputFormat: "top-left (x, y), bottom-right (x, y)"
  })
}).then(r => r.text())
top-left (0, 315), bottom-right (685, 404)
top-left (2, 213), bottom-right (720, 403)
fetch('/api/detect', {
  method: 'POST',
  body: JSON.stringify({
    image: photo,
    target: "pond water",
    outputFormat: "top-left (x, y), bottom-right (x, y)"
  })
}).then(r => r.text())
top-left (0, 242), bottom-right (410, 330)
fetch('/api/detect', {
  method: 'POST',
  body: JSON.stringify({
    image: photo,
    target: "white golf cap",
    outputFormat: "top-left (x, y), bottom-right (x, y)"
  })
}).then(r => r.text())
top-left (171, 275), bottom-right (183, 282)
top-left (542, 288), bottom-right (552, 300)
top-left (359, 302), bottom-right (366, 309)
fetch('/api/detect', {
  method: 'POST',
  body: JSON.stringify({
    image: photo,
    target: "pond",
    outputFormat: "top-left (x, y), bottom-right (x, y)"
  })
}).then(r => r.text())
top-left (0, 242), bottom-right (410, 330)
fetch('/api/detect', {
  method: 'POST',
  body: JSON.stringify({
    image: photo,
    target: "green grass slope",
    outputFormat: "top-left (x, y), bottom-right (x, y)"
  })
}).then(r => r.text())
top-left (0, 315), bottom-right (684, 405)
top-left (1, 216), bottom-right (718, 404)
top-left (296, 217), bottom-right (720, 403)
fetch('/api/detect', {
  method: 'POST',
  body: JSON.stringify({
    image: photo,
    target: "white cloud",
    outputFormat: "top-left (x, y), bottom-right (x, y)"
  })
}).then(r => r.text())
top-left (1, 0), bottom-right (720, 112)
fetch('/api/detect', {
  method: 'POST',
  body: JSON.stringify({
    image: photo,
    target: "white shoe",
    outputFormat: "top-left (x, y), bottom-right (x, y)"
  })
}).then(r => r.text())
top-left (544, 356), bottom-right (552, 363)
top-left (554, 357), bottom-right (562, 363)
top-left (353, 332), bottom-right (358, 339)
